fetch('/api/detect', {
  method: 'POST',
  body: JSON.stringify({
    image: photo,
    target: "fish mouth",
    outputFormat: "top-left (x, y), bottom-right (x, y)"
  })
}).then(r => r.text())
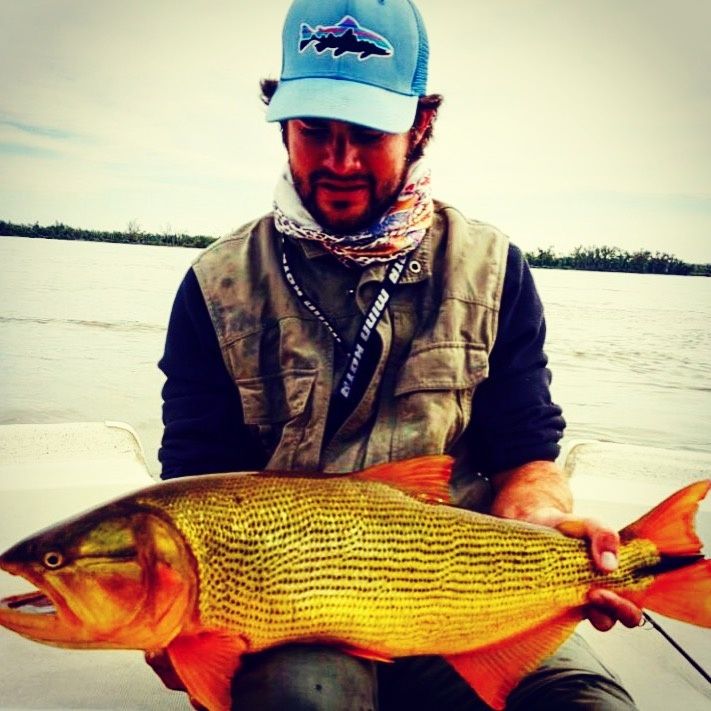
top-left (1, 556), bottom-right (60, 624)
top-left (1, 589), bottom-right (57, 616)
top-left (0, 576), bottom-right (75, 645)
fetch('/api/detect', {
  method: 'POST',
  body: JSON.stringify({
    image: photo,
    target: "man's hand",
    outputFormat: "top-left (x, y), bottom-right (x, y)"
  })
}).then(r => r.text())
top-left (490, 460), bottom-right (643, 632)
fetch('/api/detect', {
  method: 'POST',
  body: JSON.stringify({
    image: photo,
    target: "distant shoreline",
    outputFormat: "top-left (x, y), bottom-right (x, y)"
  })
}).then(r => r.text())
top-left (0, 220), bottom-right (215, 250)
top-left (2, 220), bottom-right (709, 276)
top-left (525, 246), bottom-right (709, 276)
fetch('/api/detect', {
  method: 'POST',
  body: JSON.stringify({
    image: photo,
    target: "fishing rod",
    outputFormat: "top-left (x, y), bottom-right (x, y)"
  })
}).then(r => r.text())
top-left (643, 612), bottom-right (711, 686)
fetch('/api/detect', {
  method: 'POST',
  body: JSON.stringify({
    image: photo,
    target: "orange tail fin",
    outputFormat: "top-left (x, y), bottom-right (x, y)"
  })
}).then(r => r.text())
top-left (634, 559), bottom-right (711, 626)
top-left (621, 479), bottom-right (711, 627)
top-left (619, 479), bottom-right (710, 555)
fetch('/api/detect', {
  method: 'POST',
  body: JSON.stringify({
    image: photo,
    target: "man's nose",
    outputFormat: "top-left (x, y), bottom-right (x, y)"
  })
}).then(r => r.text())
top-left (323, 135), bottom-right (362, 175)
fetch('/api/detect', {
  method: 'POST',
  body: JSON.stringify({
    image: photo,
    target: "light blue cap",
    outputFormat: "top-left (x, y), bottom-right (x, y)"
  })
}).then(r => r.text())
top-left (266, 0), bottom-right (429, 134)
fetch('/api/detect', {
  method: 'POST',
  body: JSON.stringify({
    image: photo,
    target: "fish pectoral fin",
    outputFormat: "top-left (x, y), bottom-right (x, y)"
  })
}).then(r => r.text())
top-left (167, 629), bottom-right (247, 711)
top-left (444, 611), bottom-right (581, 711)
top-left (353, 455), bottom-right (453, 504)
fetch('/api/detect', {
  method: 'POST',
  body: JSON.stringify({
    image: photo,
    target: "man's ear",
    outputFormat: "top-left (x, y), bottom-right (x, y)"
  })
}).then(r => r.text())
top-left (409, 107), bottom-right (436, 151)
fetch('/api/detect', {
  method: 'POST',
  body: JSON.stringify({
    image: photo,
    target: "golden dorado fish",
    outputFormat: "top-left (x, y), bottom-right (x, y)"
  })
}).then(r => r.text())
top-left (1, 456), bottom-right (710, 710)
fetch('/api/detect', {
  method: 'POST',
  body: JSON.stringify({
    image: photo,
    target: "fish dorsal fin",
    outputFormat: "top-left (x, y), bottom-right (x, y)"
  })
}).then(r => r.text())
top-left (353, 455), bottom-right (453, 504)
top-left (167, 630), bottom-right (247, 711)
top-left (619, 479), bottom-right (710, 556)
top-left (444, 611), bottom-right (581, 710)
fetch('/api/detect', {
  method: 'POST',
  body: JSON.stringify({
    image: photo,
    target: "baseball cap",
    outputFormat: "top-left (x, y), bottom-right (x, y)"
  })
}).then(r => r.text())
top-left (266, 0), bottom-right (429, 134)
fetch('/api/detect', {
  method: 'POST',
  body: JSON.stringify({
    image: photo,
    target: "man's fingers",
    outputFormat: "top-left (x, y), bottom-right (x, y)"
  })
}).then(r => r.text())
top-left (554, 514), bottom-right (621, 574)
top-left (517, 508), bottom-right (643, 632)
top-left (587, 589), bottom-right (643, 630)
top-left (586, 606), bottom-right (616, 632)
top-left (590, 527), bottom-right (620, 573)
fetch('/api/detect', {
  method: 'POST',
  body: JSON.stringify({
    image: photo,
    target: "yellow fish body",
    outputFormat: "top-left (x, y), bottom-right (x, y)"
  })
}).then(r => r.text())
top-left (1, 456), bottom-right (709, 710)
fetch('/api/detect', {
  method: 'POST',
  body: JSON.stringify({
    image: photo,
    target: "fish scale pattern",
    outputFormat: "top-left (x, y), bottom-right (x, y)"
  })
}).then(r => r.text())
top-left (137, 473), bottom-right (660, 655)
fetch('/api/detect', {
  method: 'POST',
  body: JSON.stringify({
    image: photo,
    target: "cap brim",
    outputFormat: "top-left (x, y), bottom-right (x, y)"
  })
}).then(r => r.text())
top-left (265, 78), bottom-right (418, 134)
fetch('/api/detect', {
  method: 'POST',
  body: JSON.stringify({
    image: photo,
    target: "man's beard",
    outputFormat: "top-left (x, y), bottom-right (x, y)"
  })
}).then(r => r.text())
top-left (290, 166), bottom-right (409, 235)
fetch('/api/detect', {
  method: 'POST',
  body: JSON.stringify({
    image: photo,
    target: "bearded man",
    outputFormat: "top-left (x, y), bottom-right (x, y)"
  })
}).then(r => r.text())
top-left (155, 1), bottom-right (640, 708)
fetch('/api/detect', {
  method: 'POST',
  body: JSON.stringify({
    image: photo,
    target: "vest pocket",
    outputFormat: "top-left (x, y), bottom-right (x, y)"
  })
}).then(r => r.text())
top-left (393, 343), bottom-right (489, 457)
top-left (236, 368), bottom-right (319, 466)
top-left (236, 368), bottom-right (317, 425)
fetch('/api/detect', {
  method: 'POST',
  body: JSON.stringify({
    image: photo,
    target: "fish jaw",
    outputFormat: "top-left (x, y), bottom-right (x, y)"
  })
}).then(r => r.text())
top-left (0, 567), bottom-right (83, 647)
top-left (0, 507), bottom-right (198, 650)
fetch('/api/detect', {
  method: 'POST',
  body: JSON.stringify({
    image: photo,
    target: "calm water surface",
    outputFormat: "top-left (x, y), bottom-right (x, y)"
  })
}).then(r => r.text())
top-left (1, 236), bottom-right (710, 475)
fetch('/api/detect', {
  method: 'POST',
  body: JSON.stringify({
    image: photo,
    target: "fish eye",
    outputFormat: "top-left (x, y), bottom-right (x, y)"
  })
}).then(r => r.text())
top-left (42, 551), bottom-right (64, 569)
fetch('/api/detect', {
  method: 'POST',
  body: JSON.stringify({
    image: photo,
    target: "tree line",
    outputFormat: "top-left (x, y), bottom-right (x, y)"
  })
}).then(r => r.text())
top-left (2, 220), bottom-right (709, 276)
top-left (0, 220), bottom-right (216, 249)
top-left (525, 245), bottom-right (710, 276)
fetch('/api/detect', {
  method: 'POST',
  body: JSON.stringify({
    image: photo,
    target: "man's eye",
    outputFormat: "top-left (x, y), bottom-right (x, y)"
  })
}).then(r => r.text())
top-left (299, 124), bottom-right (329, 138)
top-left (353, 130), bottom-right (385, 145)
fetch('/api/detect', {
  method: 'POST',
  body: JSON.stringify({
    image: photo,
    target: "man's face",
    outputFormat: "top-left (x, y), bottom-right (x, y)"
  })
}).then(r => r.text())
top-left (286, 118), bottom-right (412, 234)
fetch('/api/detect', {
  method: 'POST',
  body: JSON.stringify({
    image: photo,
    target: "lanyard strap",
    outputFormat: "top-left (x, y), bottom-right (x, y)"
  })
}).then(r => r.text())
top-left (335, 255), bottom-right (407, 401)
top-left (281, 238), bottom-right (347, 349)
top-left (280, 236), bottom-right (409, 405)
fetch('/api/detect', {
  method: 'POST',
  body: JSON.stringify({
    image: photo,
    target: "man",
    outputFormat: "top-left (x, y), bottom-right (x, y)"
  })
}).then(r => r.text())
top-left (154, 0), bottom-right (641, 708)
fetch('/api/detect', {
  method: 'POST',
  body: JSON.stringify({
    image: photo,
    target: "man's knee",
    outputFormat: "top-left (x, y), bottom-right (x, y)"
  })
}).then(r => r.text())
top-left (507, 633), bottom-right (637, 710)
top-left (230, 644), bottom-right (377, 711)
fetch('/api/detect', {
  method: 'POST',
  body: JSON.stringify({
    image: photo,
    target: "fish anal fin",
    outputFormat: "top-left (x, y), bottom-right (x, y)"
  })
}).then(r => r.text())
top-left (167, 629), bottom-right (247, 711)
top-left (444, 612), bottom-right (581, 710)
top-left (338, 643), bottom-right (393, 663)
top-left (353, 455), bottom-right (453, 504)
top-left (629, 559), bottom-right (711, 627)
top-left (620, 479), bottom-right (710, 555)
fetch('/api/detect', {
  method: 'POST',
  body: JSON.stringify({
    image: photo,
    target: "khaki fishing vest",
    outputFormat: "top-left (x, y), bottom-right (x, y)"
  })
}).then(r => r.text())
top-left (193, 201), bottom-right (508, 473)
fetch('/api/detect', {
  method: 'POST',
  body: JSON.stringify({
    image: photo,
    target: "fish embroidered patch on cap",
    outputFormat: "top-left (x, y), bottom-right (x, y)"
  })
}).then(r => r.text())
top-left (299, 15), bottom-right (394, 60)
top-left (266, 0), bottom-right (429, 133)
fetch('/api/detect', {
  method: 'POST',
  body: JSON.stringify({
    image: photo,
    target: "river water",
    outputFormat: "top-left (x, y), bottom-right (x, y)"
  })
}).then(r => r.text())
top-left (1, 236), bottom-right (710, 475)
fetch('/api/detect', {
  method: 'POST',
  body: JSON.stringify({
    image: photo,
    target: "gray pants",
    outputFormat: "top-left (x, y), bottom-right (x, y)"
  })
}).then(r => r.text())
top-left (229, 633), bottom-right (637, 710)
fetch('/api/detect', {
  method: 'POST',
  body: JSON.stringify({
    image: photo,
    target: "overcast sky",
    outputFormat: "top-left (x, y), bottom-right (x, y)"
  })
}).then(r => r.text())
top-left (1, 0), bottom-right (710, 262)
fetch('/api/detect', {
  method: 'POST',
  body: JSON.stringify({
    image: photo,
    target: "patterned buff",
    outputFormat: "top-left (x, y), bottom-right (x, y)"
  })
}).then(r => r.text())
top-left (273, 160), bottom-right (433, 266)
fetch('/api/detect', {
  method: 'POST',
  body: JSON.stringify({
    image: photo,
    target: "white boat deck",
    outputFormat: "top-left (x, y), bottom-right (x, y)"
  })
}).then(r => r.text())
top-left (562, 440), bottom-right (711, 711)
top-left (0, 423), bottom-right (709, 710)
